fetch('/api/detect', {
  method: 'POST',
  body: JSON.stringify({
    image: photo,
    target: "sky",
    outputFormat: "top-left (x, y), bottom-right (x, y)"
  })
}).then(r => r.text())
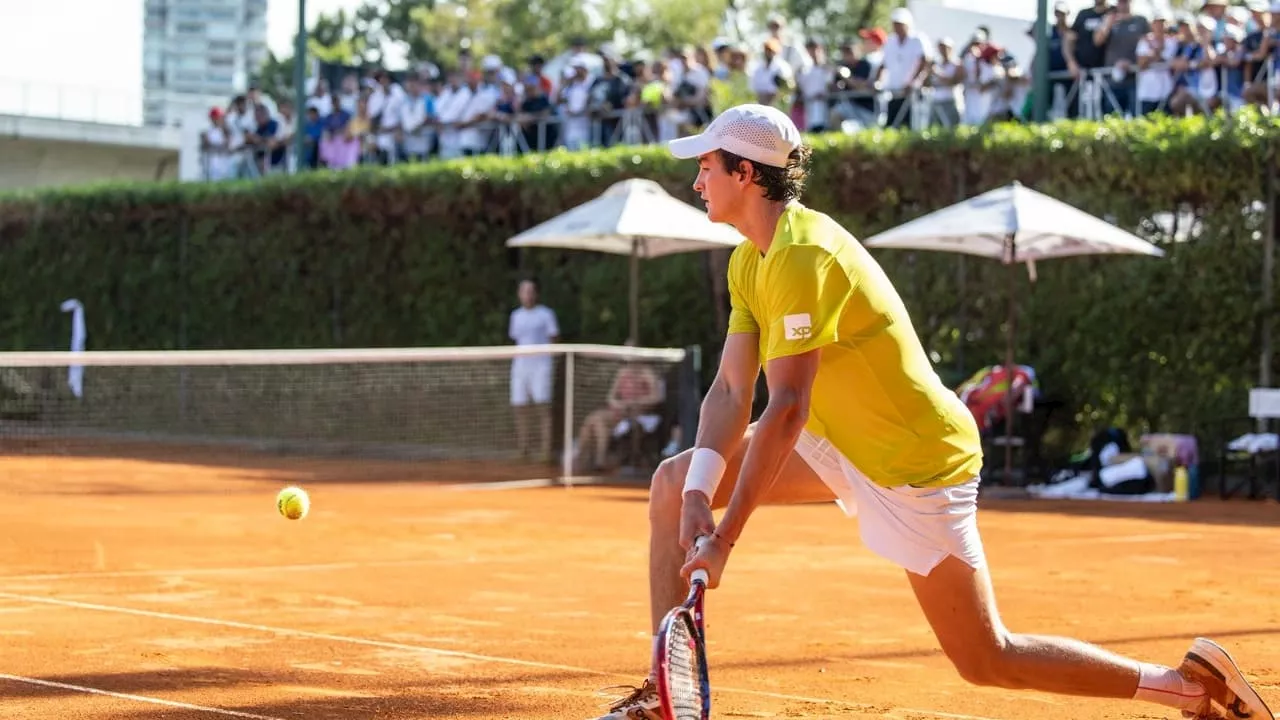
top-left (0, 0), bottom-right (362, 125)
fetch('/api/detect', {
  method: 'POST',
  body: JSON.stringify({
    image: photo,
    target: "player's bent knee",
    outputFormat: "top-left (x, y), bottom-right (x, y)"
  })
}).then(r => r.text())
top-left (949, 653), bottom-right (1002, 688)
top-left (648, 454), bottom-right (689, 519)
top-left (945, 632), bottom-right (1022, 689)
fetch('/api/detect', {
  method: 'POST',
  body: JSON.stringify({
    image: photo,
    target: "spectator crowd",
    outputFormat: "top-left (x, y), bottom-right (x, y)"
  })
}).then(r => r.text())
top-left (201, 1), bottom-right (1280, 180)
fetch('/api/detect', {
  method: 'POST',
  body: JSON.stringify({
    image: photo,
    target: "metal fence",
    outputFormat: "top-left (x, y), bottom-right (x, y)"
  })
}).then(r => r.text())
top-left (196, 61), bottom-right (1279, 182)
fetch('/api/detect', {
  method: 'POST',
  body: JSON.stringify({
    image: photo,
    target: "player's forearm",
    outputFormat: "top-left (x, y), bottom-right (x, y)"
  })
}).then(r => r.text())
top-left (715, 396), bottom-right (807, 544)
top-left (695, 380), bottom-right (752, 455)
top-left (683, 380), bottom-right (752, 503)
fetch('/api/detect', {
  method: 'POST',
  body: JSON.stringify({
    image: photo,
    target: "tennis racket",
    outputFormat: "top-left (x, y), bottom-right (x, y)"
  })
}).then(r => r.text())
top-left (654, 535), bottom-right (712, 720)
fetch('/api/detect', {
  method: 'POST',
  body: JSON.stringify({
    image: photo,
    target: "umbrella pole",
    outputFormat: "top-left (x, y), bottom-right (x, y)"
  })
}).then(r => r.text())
top-left (1003, 242), bottom-right (1017, 486)
top-left (629, 240), bottom-right (640, 345)
top-left (957, 254), bottom-right (967, 376)
top-left (1262, 143), bottom-right (1276, 420)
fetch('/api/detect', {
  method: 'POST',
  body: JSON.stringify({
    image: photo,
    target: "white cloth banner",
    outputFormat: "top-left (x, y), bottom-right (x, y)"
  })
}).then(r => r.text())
top-left (60, 299), bottom-right (85, 398)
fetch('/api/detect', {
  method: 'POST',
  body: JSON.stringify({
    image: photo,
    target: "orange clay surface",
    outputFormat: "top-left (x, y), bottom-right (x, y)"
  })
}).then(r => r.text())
top-left (1, 441), bottom-right (1279, 720)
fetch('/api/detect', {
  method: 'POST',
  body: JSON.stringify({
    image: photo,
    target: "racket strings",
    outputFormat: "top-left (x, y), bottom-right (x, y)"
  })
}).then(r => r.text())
top-left (663, 616), bottom-right (704, 720)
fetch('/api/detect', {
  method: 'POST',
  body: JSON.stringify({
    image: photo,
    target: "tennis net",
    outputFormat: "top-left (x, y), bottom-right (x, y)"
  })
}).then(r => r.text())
top-left (0, 343), bottom-right (700, 483)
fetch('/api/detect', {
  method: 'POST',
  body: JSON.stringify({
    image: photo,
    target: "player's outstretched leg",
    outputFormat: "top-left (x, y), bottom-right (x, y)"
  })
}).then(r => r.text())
top-left (910, 555), bottom-right (1273, 719)
top-left (586, 428), bottom-right (836, 720)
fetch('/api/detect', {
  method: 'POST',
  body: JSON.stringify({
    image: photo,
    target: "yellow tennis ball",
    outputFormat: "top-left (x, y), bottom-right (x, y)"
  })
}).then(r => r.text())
top-left (276, 486), bottom-right (310, 520)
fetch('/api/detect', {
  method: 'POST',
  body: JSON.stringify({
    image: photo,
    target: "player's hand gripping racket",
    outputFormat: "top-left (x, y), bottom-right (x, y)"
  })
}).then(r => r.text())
top-left (655, 535), bottom-right (712, 720)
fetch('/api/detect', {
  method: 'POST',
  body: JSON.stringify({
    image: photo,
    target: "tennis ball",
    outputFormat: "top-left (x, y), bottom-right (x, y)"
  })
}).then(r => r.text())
top-left (276, 486), bottom-right (310, 520)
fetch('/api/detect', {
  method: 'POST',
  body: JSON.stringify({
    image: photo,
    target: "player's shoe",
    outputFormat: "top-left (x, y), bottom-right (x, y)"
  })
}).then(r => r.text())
top-left (1180, 637), bottom-right (1274, 720)
top-left (589, 679), bottom-right (664, 720)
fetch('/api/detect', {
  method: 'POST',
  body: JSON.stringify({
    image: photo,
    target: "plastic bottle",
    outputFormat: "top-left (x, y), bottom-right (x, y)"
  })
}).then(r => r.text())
top-left (1174, 466), bottom-right (1189, 502)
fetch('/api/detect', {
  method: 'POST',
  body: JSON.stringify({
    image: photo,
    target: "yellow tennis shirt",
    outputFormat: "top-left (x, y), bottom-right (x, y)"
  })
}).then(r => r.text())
top-left (726, 202), bottom-right (984, 488)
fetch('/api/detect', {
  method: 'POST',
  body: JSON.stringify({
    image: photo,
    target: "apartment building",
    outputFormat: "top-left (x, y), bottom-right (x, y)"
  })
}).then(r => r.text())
top-left (142, 0), bottom-right (269, 127)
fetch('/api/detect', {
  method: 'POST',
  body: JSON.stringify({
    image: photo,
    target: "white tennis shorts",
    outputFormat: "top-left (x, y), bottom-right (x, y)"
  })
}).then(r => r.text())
top-left (793, 429), bottom-right (986, 577)
top-left (510, 359), bottom-right (553, 407)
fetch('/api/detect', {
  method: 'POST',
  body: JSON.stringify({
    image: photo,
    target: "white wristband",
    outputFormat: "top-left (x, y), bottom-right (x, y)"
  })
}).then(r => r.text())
top-left (683, 448), bottom-right (727, 500)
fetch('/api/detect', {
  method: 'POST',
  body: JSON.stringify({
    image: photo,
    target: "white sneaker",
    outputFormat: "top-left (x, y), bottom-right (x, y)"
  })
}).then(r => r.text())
top-left (588, 679), bottom-right (664, 720)
top-left (1180, 637), bottom-right (1275, 720)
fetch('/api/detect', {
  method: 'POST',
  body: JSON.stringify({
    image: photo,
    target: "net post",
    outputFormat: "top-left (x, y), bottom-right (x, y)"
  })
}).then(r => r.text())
top-left (561, 348), bottom-right (575, 486)
top-left (679, 345), bottom-right (702, 453)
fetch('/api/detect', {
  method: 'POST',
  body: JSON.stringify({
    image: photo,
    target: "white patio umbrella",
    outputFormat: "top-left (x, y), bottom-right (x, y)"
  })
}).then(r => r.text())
top-left (506, 178), bottom-right (745, 343)
top-left (863, 181), bottom-right (1166, 483)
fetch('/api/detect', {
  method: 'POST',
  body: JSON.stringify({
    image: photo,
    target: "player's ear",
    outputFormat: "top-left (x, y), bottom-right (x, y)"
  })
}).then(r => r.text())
top-left (735, 160), bottom-right (754, 186)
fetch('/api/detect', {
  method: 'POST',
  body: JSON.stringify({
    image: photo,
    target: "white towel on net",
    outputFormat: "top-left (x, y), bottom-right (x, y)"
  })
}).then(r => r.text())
top-left (60, 299), bottom-right (85, 398)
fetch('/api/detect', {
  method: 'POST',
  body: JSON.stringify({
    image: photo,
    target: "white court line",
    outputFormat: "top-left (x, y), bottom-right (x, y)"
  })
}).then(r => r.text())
top-left (0, 559), bottom-right (442, 583)
top-left (0, 591), bottom-right (1005, 720)
top-left (444, 477), bottom-right (612, 491)
top-left (0, 673), bottom-right (287, 719)
top-left (1035, 532), bottom-right (1202, 546)
top-left (444, 478), bottom-right (560, 491)
top-left (0, 591), bottom-right (606, 675)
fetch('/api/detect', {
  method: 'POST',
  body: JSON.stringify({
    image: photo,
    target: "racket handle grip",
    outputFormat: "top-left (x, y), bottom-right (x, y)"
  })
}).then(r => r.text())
top-left (690, 535), bottom-right (711, 586)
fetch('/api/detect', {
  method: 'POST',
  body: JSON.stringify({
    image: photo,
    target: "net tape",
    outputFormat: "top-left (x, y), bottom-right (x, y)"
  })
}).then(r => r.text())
top-left (0, 343), bottom-right (687, 367)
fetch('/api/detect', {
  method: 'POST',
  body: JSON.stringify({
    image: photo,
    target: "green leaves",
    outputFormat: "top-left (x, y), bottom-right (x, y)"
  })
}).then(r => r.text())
top-left (0, 114), bottom-right (1277, 458)
top-left (599, 0), bottom-right (728, 54)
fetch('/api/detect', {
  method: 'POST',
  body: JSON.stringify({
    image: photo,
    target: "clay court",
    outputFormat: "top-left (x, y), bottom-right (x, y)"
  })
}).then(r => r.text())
top-left (1, 442), bottom-right (1279, 720)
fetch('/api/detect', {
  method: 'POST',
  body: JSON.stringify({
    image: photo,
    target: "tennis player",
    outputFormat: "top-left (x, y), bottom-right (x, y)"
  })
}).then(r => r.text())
top-left (590, 103), bottom-right (1272, 720)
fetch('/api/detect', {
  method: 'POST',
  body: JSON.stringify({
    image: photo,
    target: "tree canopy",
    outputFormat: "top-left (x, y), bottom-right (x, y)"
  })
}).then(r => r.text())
top-left (256, 0), bottom-right (894, 99)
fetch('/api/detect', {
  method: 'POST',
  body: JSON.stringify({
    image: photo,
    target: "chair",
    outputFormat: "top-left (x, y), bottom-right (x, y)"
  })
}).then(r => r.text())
top-left (1217, 388), bottom-right (1280, 500)
top-left (611, 365), bottom-right (683, 475)
top-left (0, 368), bottom-right (45, 422)
top-left (980, 395), bottom-right (1065, 487)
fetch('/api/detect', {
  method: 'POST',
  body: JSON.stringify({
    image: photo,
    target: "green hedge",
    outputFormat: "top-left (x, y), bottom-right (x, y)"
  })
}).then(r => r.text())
top-left (1, 113), bottom-right (1277, 454)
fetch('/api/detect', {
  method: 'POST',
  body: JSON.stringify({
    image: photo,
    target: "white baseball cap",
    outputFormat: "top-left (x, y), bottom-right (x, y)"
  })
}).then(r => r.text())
top-left (667, 104), bottom-right (803, 168)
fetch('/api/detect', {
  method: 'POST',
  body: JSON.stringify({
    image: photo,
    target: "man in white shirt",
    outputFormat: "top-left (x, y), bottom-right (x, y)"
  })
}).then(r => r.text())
top-left (435, 71), bottom-right (472, 160)
top-left (558, 59), bottom-right (595, 151)
top-left (797, 40), bottom-right (833, 131)
top-left (669, 46), bottom-right (712, 129)
top-left (927, 37), bottom-right (965, 127)
top-left (458, 69), bottom-right (499, 156)
top-left (1135, 11), bottom-right (1177, 115)
top-left (750, 38), bottom-right (795, 108)
top-left (370, 71), bottom-right (406, 163)
top-left (224, 95), bottom-right (255, 149)
top-left (877, 7), bottom-right (932, 127)
top-left (399, 76), bottom-right (431, 161)
top-left (305, 78), bottom-right (333, 117)
top-left (337, 73), bottom-right (361, 114)
top-left (509, 279), bottom-right (560, 462)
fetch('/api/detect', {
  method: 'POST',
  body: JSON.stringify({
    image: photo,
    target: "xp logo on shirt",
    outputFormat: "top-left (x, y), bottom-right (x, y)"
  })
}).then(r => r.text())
top-left (783, 313), bottom-right (813, 340)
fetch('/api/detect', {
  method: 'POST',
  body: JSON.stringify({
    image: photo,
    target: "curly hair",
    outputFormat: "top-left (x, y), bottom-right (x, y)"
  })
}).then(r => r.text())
top-left (715, 145), bottom-right (812, 202)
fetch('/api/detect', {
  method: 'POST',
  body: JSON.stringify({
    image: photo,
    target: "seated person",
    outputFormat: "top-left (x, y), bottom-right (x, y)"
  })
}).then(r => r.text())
top-left (572, 360), bottom-right (665, 472)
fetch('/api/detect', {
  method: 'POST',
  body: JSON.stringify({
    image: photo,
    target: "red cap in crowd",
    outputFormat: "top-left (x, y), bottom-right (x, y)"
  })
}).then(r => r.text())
top-left (858, 28), bottom-right (887, 46)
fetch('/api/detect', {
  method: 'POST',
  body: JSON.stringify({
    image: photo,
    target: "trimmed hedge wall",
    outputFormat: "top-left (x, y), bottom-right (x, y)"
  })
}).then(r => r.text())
top-left (1, 113), bottom-right (1277, 451)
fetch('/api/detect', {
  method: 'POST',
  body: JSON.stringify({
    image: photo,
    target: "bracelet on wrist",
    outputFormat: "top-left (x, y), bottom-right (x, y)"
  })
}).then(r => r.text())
top-left (713, 531), bottom-right (735, 549)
